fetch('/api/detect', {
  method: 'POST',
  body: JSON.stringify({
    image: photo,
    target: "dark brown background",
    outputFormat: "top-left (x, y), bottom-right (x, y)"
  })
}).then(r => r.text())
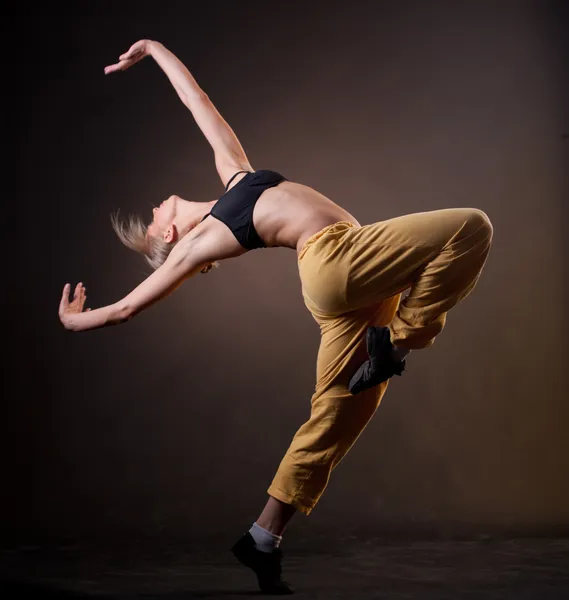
top-left (3, 0), bottom-right (568, 546)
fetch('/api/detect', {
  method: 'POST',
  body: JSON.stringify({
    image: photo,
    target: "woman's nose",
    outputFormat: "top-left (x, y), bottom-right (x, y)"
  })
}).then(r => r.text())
top-left (153, 207), bottom-right (158, 214)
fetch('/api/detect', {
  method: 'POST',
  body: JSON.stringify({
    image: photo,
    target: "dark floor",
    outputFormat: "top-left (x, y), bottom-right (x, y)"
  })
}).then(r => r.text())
top-left (1, 537), bottom-right (568, 599)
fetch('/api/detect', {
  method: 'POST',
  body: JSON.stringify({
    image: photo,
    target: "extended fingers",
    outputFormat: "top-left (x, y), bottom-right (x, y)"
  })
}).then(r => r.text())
top-left (59, 283), bottom-right (70, 311)
top-left (105, 43), bottom-right (145, 75)
top-left (71, 282), bottom-right (87, 305)
top-left (104, 62), bottom-right (124, 75)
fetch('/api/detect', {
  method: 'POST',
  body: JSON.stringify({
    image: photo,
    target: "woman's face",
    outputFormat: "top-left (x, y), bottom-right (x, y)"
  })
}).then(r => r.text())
top-left (147, 195), bottom-right (180, 237)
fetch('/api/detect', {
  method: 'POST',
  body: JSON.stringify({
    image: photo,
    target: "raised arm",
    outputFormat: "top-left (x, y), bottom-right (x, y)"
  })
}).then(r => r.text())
top-left (104, 40), bottom-right (253, 187)
top-left (59, 235), bottom-right (212, 332)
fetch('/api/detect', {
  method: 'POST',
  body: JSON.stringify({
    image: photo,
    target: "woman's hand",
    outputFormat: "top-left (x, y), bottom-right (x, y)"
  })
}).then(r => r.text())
top-left (104, 40), bottom-right (153, 75)
top-left (59, 282), bottom-right (89, 331)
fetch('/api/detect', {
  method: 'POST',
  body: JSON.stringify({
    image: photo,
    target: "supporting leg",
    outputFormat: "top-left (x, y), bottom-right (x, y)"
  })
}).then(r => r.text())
top-left (232, 299), bottom-right (399, 595)
top-left (268, 298), bottom-right (400, 516)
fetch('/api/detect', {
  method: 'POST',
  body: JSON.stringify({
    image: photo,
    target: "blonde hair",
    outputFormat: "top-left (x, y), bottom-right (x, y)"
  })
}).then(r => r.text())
top-left (111, 211), bottom-right (218, 274)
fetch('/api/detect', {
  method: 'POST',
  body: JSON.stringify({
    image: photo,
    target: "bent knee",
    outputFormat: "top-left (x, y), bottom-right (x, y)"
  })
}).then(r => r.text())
top-left (465, 208), bottom-right (493, 242)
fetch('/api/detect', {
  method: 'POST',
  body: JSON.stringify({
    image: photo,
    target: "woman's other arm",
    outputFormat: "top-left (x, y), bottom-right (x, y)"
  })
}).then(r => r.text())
top-left (104, 40), bottom-right (253, 186)
top-left (59, 236), bottom-right (212, 332)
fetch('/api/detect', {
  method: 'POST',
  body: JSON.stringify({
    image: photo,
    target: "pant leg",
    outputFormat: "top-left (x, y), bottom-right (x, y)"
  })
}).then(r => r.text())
top-left (299, 208), bottom-right (493, 349)
top-left (267, 295), bottom-right (401, 515)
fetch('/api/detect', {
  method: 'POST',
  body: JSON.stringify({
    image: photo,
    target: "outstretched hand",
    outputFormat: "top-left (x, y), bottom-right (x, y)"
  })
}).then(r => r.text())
top-left (59, 282), bottom-right (90, 330)
top-left (104, 40), bottom-right (152, 75)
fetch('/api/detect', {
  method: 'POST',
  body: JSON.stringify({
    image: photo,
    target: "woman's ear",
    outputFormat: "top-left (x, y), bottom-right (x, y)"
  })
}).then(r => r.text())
top-left (163, 224), bottom-right (178, 244)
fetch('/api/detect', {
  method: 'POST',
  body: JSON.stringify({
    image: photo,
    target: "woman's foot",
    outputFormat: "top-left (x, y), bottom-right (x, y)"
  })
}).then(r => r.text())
top-left (348, 326), bottom-right (406, 394)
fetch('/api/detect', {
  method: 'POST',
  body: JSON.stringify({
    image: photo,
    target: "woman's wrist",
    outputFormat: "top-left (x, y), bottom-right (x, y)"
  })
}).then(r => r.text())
top-left (146, 40), bottom-right (161, 56)
top-left (63, 303), bottom-right (129, 332)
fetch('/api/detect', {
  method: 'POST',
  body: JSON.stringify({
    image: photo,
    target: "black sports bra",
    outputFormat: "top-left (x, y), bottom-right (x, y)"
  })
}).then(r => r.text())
top-left (201, 169), bottom-right (288, 250)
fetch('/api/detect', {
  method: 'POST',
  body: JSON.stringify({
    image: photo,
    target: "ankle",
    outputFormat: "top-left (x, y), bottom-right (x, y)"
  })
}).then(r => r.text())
top-left (256, 522), bottom-right (284, 536)
top-left (249, 522), bottom-right (283, 553)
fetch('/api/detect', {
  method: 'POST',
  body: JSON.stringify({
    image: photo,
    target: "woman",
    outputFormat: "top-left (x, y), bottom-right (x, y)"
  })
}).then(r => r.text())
top-left (59, 40), bottom-right (493, 595)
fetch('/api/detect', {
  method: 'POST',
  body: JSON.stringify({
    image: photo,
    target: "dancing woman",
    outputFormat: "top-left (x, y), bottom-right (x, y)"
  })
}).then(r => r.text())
top-left (58, 40), bottom-right (493, 594)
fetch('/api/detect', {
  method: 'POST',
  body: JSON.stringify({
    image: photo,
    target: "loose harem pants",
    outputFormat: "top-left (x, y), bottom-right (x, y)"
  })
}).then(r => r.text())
top-left (267, 208), bottom-right (493, 515)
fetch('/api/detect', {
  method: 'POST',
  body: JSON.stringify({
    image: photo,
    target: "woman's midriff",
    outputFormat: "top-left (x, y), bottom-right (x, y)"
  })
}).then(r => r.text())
top-left (253, 181), bottom-right (361, 254)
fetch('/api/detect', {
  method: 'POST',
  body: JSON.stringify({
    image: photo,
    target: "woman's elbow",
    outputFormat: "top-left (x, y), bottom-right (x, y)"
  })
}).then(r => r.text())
top-left (114, 302), bottom-right (137, 323)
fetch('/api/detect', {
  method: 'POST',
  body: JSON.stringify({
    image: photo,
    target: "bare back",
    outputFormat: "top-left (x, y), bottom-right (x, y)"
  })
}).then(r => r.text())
top-left (192, 173), bottom-right (361, 261)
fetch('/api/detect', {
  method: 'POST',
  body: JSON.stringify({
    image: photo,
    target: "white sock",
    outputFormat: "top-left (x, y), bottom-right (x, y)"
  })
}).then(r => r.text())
top-left (249, 522), bottom-right (282, 553)
top-left (391, 345), bottom-right (411, 362)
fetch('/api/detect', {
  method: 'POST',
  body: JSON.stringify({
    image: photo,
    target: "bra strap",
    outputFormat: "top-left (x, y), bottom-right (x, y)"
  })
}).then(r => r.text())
top-left (224, 170), bottom-right (251, 192)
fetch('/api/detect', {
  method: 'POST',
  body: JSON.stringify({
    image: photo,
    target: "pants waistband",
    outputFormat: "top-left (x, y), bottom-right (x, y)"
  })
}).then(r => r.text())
top-left (298, 221), bottom-right (358, 262)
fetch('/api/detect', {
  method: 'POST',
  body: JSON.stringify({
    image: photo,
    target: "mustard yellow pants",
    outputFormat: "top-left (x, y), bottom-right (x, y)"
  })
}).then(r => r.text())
top-left (267, 208), bottom-right (493, 515)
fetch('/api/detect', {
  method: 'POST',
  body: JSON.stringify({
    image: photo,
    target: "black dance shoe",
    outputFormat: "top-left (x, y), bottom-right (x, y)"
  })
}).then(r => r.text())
top-left (348, 326), bottom-right (406, 394)
top-left (231, 532), bottom-right (294, 594)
